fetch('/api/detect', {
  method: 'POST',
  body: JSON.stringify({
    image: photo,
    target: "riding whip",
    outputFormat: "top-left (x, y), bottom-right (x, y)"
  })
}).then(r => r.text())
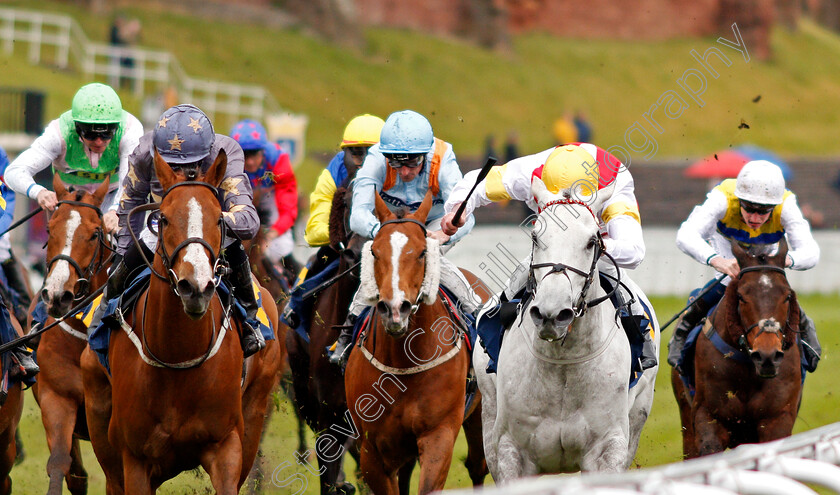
top-left (660, 274), bottom-right (725, 331)
top-left (452, 156), bottom-right (497, 226)
top-left (0, 206), bottom-right (43, 238)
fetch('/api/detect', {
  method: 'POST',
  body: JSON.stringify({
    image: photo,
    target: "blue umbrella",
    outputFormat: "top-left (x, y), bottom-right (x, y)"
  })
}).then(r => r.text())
top-left (732, 145), bottom-right (794, 181)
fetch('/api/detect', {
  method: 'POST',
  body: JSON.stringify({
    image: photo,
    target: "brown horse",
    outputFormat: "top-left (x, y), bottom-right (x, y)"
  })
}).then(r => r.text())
top-left (285, 185), bottom-right (363, 495)
top-left (0, 315), bottom-right (24, 495)
top-left (344, 190), bottom-right (488, 495)
top-left (81, 150), bottom-right (281, 494)
top-left (672, 239), bottom-right (802, 458)
top-left (32, 176), bottom-right (113, 494)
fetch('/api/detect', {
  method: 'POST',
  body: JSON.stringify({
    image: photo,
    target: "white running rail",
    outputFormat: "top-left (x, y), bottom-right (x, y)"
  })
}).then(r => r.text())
top-left (0, 7), bottom-right (280, 124)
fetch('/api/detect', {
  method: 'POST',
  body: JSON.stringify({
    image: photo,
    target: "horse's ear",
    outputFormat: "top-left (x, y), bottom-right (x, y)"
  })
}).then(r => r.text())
top-left (374, 188), bottom-right (393, 223)
top-left (412, 189), bottom-right (434, 223)
top-left (53, 174), bottom-right (68, 200)
top-left (730, 240), bottom-right (750, 267)
top-left (91, 175), bottom-right (111, 207)
top-left (589, 180), bottom-right (615, 213)
top-left (204, 149), bottom-right (228, 188)
top-left (771, 238), bottom-right (789, 267)
top-left (154, 149), bottom-right (178, 191)
top-left (530, 177), bottom-right (552, 209)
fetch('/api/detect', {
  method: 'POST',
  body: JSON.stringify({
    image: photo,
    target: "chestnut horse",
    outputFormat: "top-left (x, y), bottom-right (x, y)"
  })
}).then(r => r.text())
top-left (285, 185), bottom-right (363, 495)
top-left (344, 190), bottom-right (488, 495)
top-left (33, 176), bottom-right (113, 494)
top-left (0, 311), bottom-right (25, 494)
top-left (672, 239), bottom-right (802, 458)
top-left (81, 150), bottom-right (281, 493)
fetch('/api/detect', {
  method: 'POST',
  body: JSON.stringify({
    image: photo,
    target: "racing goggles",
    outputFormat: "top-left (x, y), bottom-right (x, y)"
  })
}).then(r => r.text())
top-left (384, 153), bottom-right (425, 169)
top-left (740, 200), bottom-right (774, 215)
top-left (76, 122), bottom-right (118, 141)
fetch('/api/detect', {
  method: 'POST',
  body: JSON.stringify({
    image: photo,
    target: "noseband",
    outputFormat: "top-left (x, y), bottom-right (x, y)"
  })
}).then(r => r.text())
top-left (46, 200), bottom-right (112, 299)
top-left (528, 199), bottom-right (619, 318)
top-left (735, 264), bottom-right (794, 351)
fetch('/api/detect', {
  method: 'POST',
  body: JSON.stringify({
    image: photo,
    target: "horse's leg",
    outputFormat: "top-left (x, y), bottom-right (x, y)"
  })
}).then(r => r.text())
top-left (200, 431), bottom-right (244, 495)
top-left (122, 452), bottom-right (153, 495)
top-left (671, 368), bottom-right (698, 459)
top-left (239, 344), bottom-right (281, 488)
top-left (462, 393), bottom-right (488, 486)
top-left (494, 432), bottom-right (530, 484)
top-left (0, 387), bottom-right (21, 495)
top-left (581, 434), bottom-right (628, 473)
top-left (416, 425), bottom-right (459, 494)
top-left (80, 348), bottom-right (124, 492)
top-left (397, 460), bottom-right (415, 495)
top-left (39, 389), bottom-right (80, 494)
top-left (472, 347), bottom-right (499, 479)
top-left (693, 405), bottom-right (729, 456)
top-left (66, 437), bottom-right (89, 495)
top-left (757, 411), bottom-right (798, 443)
top-left (358, 441), bottom-right (398, 495)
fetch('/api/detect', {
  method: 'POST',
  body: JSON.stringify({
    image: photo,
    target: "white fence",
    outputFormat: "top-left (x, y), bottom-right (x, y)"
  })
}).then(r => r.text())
top-left (441, 422), bottom-right (840, 494)
top-left (0, 7), bottom-right (281, 126)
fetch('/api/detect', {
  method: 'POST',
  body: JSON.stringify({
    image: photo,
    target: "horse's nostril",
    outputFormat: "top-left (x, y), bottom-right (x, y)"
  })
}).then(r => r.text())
top-left (399, 300), bottom-right (412, 316)
top-left (177, 279), bottom-right (194, 297)
top-left (773, 350), bottom-right (785, 364)
top-left (376, 301), bottom-right (389, 316)
top-left (530, 306), bottom-right (544, 324)
top-left (555, 309), bottom-right (574, 325)
top-left (40, 289), bottom-right (49, 303)
top-left (60, 290), bottom-right (74, 305)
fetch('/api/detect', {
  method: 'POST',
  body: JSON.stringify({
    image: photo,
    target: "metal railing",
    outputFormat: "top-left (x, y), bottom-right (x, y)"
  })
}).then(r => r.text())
top-left (0, 7), bottom-right (281, 127)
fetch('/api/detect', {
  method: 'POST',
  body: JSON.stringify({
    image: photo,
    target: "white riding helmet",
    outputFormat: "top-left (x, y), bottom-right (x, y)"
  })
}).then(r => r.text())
top-left (734, 160), bottom-right (786, 205)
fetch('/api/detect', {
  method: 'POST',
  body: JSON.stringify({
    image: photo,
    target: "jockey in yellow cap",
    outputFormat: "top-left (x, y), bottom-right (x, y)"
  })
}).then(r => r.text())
top-left (442, 142), bottom-right (657, 370)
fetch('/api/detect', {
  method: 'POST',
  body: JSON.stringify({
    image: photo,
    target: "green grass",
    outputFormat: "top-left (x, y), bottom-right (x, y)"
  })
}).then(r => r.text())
top-left (5, 2), bottom-right (840, 194)
top-left (9, 294), bottom-right (840, 493)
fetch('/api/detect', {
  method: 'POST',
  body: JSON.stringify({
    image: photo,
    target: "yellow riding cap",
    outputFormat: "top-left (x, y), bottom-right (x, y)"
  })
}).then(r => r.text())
top-left (341, 114), bottom-right (385, 148)
top-left (536, 144), bottom-right (620, 195)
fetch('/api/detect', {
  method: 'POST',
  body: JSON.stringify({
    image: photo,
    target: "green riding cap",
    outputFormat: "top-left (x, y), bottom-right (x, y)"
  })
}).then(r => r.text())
top-left (71, 83), bottom-right (123, 124)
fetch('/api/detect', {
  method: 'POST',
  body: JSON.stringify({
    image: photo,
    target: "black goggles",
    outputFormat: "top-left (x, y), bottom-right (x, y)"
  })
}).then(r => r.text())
top-left (345, 146), bottom-right (370, 157)
top-left (740, 200), bottom-right (774, 215)
top-left (76, 122), bottom-right (118, 141)
top-left (384, 153), bottom-right (424, 169)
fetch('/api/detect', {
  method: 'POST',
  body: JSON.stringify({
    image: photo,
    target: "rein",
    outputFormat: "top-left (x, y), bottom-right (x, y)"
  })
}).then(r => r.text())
top-left (379, 217), bottom-right (427, 234)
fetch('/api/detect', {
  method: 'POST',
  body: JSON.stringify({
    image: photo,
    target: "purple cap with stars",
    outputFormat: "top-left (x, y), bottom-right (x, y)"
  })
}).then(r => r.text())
top-left (153, 104), bottom-right (215, 164)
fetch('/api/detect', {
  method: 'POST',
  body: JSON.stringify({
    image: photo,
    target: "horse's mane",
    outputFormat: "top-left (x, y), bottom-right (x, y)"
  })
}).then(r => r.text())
top-left (329, 186), bottom-right (349, 247)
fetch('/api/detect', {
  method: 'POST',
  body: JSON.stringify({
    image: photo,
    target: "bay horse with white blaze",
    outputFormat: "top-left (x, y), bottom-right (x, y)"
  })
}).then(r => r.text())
top-left (474, 179), bottom-right (658, 482)
top-left (672, 239), bottom-right (802, 458)
top-left (345, 190), bottom-right (488, 494)
top-left (81, 149), bottom-right (281, 494)
top-left (34, 175), bottom-right (113, 494)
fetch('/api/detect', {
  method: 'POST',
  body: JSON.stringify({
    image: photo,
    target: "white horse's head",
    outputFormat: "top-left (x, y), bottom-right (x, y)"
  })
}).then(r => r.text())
top-left (527, 177), bottom-right (613, 342)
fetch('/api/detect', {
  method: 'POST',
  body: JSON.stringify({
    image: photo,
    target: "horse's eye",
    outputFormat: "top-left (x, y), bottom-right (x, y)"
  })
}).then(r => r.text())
top-left (587, 238), bottom-right (597, 249)
top-left (159, 215), bottom-right (168, 226)
top-left (419, 249), bottom-right (426, 259)
top-left (89, 233), bottom-right (98, 241)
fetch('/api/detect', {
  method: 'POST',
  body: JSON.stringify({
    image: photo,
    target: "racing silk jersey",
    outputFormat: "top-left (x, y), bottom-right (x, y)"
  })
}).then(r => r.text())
top-left (116, 132), bottom-right (259, 255)
top-left (304, 150), bottom-right (350, 247)
top-left (5, 111), bottom-right (143, 212)
top-left (676, 178), bottom-right (819, 270)
top-left (351, 139), bottom-right (474, 244)
top-left (445, 143), bottom-right (645, 268)
top-left (247, 142), bottom-right (297, 236)
top-left (0, 148), bottom-right (14, 234)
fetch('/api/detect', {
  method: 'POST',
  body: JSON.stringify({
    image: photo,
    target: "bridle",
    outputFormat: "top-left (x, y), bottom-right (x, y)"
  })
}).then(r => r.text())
top-left (733, 264), bottom-right (794, 351)
top-left (128, 180), bottom-right (228, 294)
top-left (46, 200), bottom-right (114, 300)
top-left (527, 198), bottom-right (620, 318)
top-left (377, 217), bottom-right (429, 313)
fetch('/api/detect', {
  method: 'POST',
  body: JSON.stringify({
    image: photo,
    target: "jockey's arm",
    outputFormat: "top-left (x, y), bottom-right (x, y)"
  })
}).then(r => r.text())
top-left (117, 142), bottom-right (154, 256)
top-left (436, 150), bottom-right (475, 245)
top-left (349, 156), bottom-right (387, 239)
top-left (217, 139), bottom-right (259, 242)
top-left (304, 168), bottom-right (337, 247)
top-left (5, 121), bottom-right (62, 204)
top-left (676, 188), bottom-right (728, 268)
top-left (600, 171), bottom-right (644, 269)
top-left (269, 153), bottom-right (298, 237)
top-left (781, 194), bottom-right (820, 270)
